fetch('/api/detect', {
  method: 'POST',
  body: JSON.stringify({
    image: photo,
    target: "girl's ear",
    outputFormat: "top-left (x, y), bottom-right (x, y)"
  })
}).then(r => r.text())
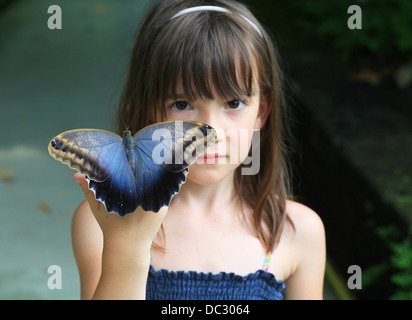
top-left (255, 93), bottom-right (270, 130)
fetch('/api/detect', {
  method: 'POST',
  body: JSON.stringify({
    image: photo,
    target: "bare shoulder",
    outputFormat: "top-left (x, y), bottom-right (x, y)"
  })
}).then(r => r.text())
top-left (283, 200), bottom-right (326, 299)
top-left (286, 200), bottom-right (325, 241)
top-left (72, 200), bottom-right (103, 299)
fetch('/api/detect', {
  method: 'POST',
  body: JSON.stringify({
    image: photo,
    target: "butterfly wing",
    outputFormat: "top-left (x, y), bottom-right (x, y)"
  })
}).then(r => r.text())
top-left (48, 129), bottom-right (138, 216)
top-left (48, 122), bottom-right (216, 216)
top-left (86, 159), bottom-right (138, 216)
top-left (133, 149), bottom-right (189, 212)
top-left (135, 121), bottom-right (216, 172)
top-left (132, 121), bottom-right (216, 212)
top-left (48, 129), bottom-right (124, 182)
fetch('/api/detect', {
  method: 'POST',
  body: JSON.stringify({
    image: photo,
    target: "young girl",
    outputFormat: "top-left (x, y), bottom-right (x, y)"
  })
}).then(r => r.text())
top-left (71, 0), bottom-right (326, 300)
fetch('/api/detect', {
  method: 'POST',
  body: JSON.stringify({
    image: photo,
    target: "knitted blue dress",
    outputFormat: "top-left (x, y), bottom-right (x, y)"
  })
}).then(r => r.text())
top-left (146, 265), bottom-right (285, 300)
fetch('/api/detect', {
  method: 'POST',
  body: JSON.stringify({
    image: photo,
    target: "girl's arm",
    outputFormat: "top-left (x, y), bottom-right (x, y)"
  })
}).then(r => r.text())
top-left (283, 202), bottom-right (326, 300)
top-left (71, 200), bottom-right (103, 300)
top-left (71, 173), bottom-right (167, 300)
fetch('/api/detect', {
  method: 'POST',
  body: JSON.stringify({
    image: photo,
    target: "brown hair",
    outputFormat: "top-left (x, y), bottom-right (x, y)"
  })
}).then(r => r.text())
top-left (117, 0), bottom-right (294, 252)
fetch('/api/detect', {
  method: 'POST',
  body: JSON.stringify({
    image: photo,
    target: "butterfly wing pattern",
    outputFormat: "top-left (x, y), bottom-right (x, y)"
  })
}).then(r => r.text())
top-left (48, 121), bottom-right (216, 216)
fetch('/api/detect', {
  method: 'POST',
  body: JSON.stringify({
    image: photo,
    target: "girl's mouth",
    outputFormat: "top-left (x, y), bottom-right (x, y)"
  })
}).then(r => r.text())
top-left (198, 153), bottom-right (226, 164)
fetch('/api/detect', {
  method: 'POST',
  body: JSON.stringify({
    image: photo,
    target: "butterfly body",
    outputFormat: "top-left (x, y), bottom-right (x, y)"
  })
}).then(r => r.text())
top-left (122, 130), bottom-right (137, 177)
top-left (48, 121), bottom-right (216, 216)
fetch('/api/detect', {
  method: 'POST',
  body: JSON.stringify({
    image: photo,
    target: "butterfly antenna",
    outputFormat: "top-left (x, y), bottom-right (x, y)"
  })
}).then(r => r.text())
top-left (113, 104), bottom-right (129, 132)
top-left (127, 104), bottom-right (140, 133)
top-left (126, 104), bottom-right (142, 134)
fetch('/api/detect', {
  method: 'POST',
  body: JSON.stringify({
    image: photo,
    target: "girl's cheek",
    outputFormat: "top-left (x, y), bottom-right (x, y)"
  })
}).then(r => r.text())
top-left (234, 129), bottom-right (255, 165)
top-left (164, 110), bottom-right (195, 121)
top-left (212, 128), bottom-right (254, 165)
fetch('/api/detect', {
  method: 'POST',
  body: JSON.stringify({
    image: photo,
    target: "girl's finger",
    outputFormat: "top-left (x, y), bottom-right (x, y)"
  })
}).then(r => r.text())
top-left (73, 173), bottom-right (102, 213)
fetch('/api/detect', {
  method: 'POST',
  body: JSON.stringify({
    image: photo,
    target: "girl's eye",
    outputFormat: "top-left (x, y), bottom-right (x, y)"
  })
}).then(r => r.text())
top-left (172, 101), bottom-right (190, 111)
top-left (226, 100), bottom-right (245, 110)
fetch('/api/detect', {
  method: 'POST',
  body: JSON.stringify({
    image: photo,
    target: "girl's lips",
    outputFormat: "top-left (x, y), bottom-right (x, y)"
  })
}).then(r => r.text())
top-left (197, 153), bottom-right (226, 164)
top-left (202, 153), bottom-right (225, 159)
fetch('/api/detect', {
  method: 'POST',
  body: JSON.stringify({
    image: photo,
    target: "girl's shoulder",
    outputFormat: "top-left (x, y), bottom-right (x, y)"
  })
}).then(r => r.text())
top-left (274, 200), bottom-right (325, 299)
top-left (285, 200), bottom-right (325, 238)
top-left (282, 200), bottom-right (326, 295)
top-left (281, 200), bottom-right (326, 270)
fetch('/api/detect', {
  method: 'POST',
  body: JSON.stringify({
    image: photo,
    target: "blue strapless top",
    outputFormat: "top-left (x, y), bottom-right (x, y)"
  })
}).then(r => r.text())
top-left (146, 265), bottom-right (285, 300)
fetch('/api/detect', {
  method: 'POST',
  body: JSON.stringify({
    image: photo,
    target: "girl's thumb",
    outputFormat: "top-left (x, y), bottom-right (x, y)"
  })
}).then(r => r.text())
top-left (73, 173), bottom-right (105, 217)
top-left (73, 173), bottom-right (93, 198)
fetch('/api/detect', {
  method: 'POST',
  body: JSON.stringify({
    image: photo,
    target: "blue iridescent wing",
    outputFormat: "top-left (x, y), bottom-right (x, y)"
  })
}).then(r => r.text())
top-left (132, 121), bottom-right (216, 211)
top-left (48, 121), bottom-right (216, 216)
top-left (87, 159), bottom-right (138, 216)
top-left (48, 129), bottom-right (138, 216)
top-left (48, 129), bottom-right (124, 182)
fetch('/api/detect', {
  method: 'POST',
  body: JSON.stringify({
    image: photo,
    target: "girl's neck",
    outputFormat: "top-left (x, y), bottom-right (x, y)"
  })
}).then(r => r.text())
top-left (171, 172), bottom-right (239, 219)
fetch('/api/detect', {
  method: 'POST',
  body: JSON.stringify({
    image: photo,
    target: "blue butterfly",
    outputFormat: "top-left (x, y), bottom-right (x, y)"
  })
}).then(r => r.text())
top-left (48, 121), bottom-right (216, 216)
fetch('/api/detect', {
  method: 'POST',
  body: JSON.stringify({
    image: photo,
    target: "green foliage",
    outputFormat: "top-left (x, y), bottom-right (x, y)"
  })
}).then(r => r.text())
top-left (361, 262), bottom-right (388, 289)
top-left (376, 225), bottom-right (412, 299)
top-left (285, 0), bottom-right (412, 61)
top-left (389, 238), bottom-right (412, 299)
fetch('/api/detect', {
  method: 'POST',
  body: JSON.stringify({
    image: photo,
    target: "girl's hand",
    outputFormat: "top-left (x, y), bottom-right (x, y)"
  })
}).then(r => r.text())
top-left (73, 173), bottom-right (167, 253)
top-left (73, 172), bottom-right (168, 299)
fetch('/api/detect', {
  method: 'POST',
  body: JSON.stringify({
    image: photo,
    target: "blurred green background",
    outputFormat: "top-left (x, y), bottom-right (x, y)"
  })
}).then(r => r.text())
top-left (0, 0), bottom-right (149, 299)
top-left (242, 0), bottom-right (412, 299)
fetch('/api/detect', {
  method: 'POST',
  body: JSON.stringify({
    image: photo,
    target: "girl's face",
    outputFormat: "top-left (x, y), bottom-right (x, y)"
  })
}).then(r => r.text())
top-left (164, 82), bottom-right (267, 186)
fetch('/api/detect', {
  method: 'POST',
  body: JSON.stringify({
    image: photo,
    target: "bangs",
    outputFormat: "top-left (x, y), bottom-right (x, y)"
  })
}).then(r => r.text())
top-left (158, 13), bottom-right (257, 102)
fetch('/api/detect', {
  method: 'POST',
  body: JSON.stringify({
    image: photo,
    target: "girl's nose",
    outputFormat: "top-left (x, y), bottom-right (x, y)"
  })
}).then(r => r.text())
top-left (196, 104), bottom-right (220, 129)
top-left (194, 101), bottom-right (229, 143)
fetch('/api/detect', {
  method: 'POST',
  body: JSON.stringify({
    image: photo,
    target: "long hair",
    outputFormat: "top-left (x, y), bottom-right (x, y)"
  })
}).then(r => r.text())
top-left (117, 0), bottom-right (294, 252)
